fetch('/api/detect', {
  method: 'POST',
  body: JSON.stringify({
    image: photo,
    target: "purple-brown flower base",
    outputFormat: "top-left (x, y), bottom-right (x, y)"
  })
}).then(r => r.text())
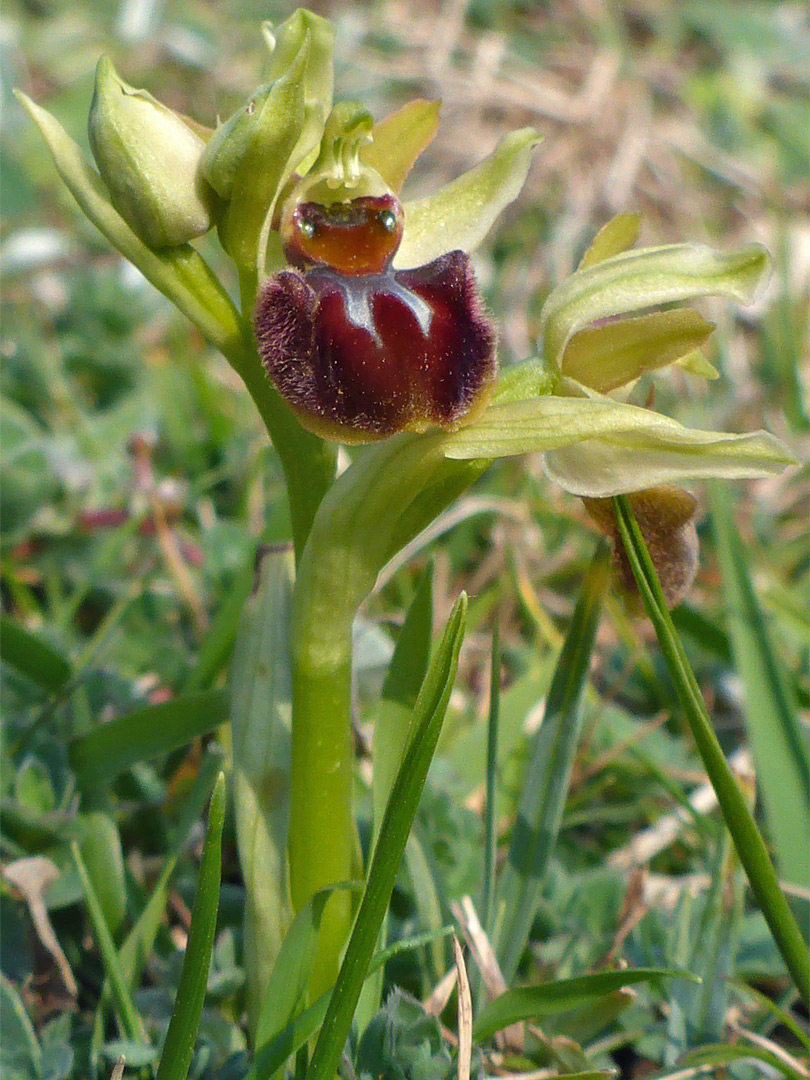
top-left (584, 486), bottom-right (699, 610)
top-left (253, 250), bottom-right (496, 444)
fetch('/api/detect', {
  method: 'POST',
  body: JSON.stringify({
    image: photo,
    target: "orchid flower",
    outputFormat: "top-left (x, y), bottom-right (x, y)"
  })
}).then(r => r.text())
top-left (16, 7), bottom-right (799, 1004)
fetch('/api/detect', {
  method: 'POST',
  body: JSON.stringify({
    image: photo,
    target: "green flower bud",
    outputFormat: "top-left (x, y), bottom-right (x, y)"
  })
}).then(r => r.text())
top-left (88, 56), bottom-right (217, 248)
top-left (201, 83), bottom-right (274, 201)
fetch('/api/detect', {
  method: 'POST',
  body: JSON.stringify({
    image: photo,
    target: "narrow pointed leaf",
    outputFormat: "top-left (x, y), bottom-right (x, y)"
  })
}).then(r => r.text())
top-left (561, 309), bottom-right (715, 392)
top-left (543, 426), bottom-right (798, 496)
top-left (496, 543), bottom-right (610, 982)
top-left (361, 99), bottom-right (441, 193)
top-left (578, 211), bottom-right (640, 269)
top-left (305, 596), bottom-right (468, 1080)
top-left (16, 92), bottom-right (243, 361)
top-left (395, 128), bottom-right (541, 269)
top-left (473, 969), bottom-right (700, 1042)
top-left (155, 773), bottom-right (226, 1080)
top-left (710, 482), bottom-right (810, 888)
top-left (541, 242), bottom-right (771, 371)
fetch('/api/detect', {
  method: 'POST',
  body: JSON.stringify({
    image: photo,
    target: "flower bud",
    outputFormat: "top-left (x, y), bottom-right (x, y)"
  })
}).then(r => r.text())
top-left (200, 83), bottom-right (274, 201)
top-left (88, 56), bottom-right (217, 248)
top-left (584, 486), bottom-right (699, 609)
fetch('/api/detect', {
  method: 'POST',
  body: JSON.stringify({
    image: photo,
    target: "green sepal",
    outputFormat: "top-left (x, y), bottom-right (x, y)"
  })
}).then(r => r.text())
top-left (541, 241), bottom-right (771, 373)
top-left (17, 91), bottom-right (243, 362)
top-left (440, 394), bottom-right (798, 495)
top-left (394, 127), bottom-right (541, 269)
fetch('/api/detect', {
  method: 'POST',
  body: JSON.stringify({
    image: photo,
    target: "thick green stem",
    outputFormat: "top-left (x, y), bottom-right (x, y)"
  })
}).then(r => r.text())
top-left (287, 434), bottom-right (489, 996)
top-left (289, 615), bottom-right (356, 1000)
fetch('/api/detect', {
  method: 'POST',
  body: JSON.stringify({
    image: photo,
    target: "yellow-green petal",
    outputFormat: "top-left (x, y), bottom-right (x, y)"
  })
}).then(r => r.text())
top-left (561, 309), bottom-right (715, 392)
top-left (578, 211), bottom-right (640, 269)
top-left (360, 99), bottom-right (441, 193)
top-left (394, 128), bottom-right (541, 269)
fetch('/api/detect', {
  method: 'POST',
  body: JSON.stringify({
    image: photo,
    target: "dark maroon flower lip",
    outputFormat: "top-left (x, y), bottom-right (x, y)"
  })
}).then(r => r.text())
top-left (254, 250), bottom-right (497, 443)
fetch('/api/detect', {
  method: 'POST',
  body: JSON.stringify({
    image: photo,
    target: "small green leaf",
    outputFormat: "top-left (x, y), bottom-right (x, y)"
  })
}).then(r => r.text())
top-left (1, 973), bottom-right (42, 1077)
top-left (496, 543), bottom-right (610, 982)
top-left (728, 978), bottom-right (810, 1051)
top-left (541, 241), bottom-right (771, 371)
top-left (473, 969), bottom-right (700, 1042)
top-left (0, 617), bottom-right (71, 693)
top-left (395, 128), bottom-right (541, 269)
top-left (230, 546), bottom-right (295, 1037)
top-left (15, 92), bottom-right (243, 362)
top-left (682, 1041), bottom-right (806, 1080)
top-left (578, 211), bottom-right (641, 269)
top-left (91, 748), bottom-right (226, 1062)
top-left (677, 349), bottom-right (719, 379)
top-left (560, 309), bottom-right (715, 392)
top-left (305, 596), bottom-right (468, 1080)
top-left (360, 99), bottom-right (441, 193)
top-left (251, 882), bottom-right (363, 1079)
top-left (75, 813), bottom-right (127, 939)
top-left (68, 690), bottom-right (229, 789)
top-left (155, 772), bottom-right (226, 1080)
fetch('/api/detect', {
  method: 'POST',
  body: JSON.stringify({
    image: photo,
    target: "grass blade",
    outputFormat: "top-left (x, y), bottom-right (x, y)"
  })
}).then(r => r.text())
top-left (496, 542), bottom-right (610, 981)
top-left (69, 690), bottom-right (229, 788)
top-left (473, 968), bottom-right (700, 1042)
top-left (613, 494), bottom-right (810, 1006)
top-left (305, 594), bottom-right (468, 1080)
top-left (710, 481), bottom-right (810, 887)
top-left (155, 772), bottom-right (226, 1080)
top-left (72, 841), bottom-right (146, 1045)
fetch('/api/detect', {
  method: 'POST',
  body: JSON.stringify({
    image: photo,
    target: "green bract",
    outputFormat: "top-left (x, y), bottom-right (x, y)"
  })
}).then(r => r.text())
top-left (88, 57), bottom-right (218, 248)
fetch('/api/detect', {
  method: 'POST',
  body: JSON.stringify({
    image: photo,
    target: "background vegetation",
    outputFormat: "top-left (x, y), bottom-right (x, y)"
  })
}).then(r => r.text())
top-left (3, 0), bottom-right (808, 1077)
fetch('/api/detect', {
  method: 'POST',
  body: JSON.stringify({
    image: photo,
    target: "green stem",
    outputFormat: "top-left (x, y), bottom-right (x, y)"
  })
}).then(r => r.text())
top-left (287, 434), bottom-right (489, 997)
top-left (613, 495), bottom-right (810, 1006)
top-left (288, 617), bottom-right (356, 1000)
